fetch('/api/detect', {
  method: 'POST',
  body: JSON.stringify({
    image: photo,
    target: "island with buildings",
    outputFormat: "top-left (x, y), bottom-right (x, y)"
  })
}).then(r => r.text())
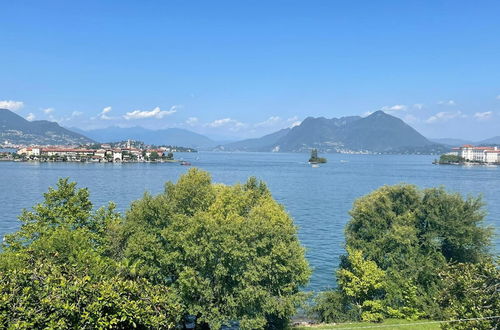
top-left (437, 144), bottom-right (500, 165)
top-left (0, 139), bottom-right (197, 163)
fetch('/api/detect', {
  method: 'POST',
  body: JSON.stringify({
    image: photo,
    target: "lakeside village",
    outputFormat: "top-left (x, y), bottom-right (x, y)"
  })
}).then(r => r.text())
top-left (437, 144), bottom-right (500, 166)
top-left (0, 139), bottom-right (197, 164)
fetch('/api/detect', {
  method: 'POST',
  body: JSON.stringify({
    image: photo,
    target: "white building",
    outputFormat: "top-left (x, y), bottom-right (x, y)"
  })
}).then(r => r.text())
top-left (453, 145), bottom-right (499, 163)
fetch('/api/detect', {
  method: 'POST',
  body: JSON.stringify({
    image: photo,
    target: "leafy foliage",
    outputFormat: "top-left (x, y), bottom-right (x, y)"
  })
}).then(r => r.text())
top-left (438, 154), bottom-right (465, 164)
top-left (0, 178), bottom-right (182, 329)
top-left (438, 260), bottom-right (499, 330)
top-left (116, 168), bottom-right (311, 329)
top-left (312, 184), bottom-right (493, 323)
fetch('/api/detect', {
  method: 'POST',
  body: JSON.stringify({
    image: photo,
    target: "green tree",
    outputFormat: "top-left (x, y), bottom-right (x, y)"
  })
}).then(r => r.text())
top-left (337, 248), bottom-right (386, 308)
top-left (438, 154), bottom-right (465, 164)
top-left (309, 149), bottom-right (327, 163)
top-left (149, 151), bottom-right (160, 161)
top-left (116, 169), bottom-right (311, 329)
top-left (438, 260), bottom-right (499, 330)
top-left (313, 184), bottom-right (493, 323)
top-left (0, 178), bottom-right (182, 329)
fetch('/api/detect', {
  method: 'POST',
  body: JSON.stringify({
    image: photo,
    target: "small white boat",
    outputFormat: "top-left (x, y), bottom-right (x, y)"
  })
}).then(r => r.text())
top-left (311, 164), bottom-right (320, 168)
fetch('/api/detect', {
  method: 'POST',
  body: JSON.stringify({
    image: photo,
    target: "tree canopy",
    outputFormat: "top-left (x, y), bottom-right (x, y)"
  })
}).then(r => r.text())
top-left (116, 168), bottom-right (311, 329)
top-left (0, 170), bottom-right (310, 329)
top-left (313, 184), bottom-right (494, 324)
top-left (0, 178), bottom-right (182, 329)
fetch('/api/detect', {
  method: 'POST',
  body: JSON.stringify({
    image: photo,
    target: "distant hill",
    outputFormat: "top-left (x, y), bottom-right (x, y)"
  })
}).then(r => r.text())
top-left (478, 136), bottom-right (500, 145)
top-left (78, 126), bottom-right (216, 149)
top-left (429, 137), bottom-right (500, 147)
top-left (219, 128), bottom-right (291, 151)
top-left (429, 138), bottom-right (474, 146)
top-left (223, 111), bottom-right (446, 153)
top-left (0, 109), bottom-right (94, 145)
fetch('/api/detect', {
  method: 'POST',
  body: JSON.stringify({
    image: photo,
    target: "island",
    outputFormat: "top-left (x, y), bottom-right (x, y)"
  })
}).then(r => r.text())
top-left (0, 139), bottom-right (197, 163)
top-left (434, 145), bottom-right (499, 165)
top-left (308, 148), bottom-right (327, 164)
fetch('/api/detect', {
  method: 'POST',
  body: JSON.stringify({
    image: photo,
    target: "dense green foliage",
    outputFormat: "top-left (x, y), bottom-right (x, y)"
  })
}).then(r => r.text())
top-left (0, 179), bottom-right (182, 329)
top-left (438, 260), bottom-right (499, 329)
top-left (116, 168), bottom-right (311, 329)
top-left (438, 154), bottom-right (465, 164)
top-left (312, 184), bottom-right (494, 324)
top-left (0, 170), bottom-right (310, 329)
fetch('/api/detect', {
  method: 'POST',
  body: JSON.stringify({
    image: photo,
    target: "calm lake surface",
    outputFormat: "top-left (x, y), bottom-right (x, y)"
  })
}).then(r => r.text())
top-left (0, 152), bottom-right (498, 291)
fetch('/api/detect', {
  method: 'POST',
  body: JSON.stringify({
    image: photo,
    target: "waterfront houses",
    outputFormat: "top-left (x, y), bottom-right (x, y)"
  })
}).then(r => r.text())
top-left (450, 145), bottom-right (500, 164)
top-left (15, 144), bottom-right (172, 163)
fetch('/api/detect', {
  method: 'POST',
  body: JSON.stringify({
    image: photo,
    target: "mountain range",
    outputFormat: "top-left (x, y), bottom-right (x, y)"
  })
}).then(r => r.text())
top-left (430, 136), bottom-right (500, 146)
top-left (0, 109), bottom-right (94, 145)
top-left (221, 111), bottom-right (447, 153)
top-left (72, 126), bottom-right (217, 149)
top-left (2, 108), bottom-right (498, 152)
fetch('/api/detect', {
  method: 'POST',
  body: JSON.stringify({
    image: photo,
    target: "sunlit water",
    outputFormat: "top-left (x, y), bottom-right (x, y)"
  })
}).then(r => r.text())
top-left (0, 152), bottom-right (498, 291)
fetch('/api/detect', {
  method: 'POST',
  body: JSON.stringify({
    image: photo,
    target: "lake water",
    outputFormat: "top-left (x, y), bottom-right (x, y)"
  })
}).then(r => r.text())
top-left (0, 152), bottom-right (498, 291)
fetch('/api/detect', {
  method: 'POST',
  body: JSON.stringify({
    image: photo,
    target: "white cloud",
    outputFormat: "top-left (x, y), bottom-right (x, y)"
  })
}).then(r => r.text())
top-left (474, 111), bottom-right (493, 121)
top-left (71, 111), bottom-right (83, 117)
top-left (362, 111), bottom-right (374, 117)
top-left (26, 113), bottom-right (36, 121)
top-left (98, 106), bottom-right (113, 120)
top-left (123, 106), bottom-right (178, 120)
top-left (287, 116), bottom-right (301, 127)
top-left (426, 111), bottom-right (466, 123)
top-left (413, 103), bottom-right (424, 110)
top-left (381, 104), bottom-right (407, 112)
top-left (438, 100), bottom-right (456, 106)
top-left (185, 117), bottom-right (199, 126)
top-left (43, 107), bottom-right (54, 114)
top-left (255, 116), bottom-right (281, 127)
top-left (0, 100), bottom-right (24, 111)
top-left (207, 118), bottom-right (245, 131)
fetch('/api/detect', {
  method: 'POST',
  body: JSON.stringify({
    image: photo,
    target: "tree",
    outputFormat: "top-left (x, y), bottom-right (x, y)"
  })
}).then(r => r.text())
top-left (116, 169), bottom-right (311, 329)
top-left (166, 152), bottom-right (174, 160)
top-left (438, 260), bottom-right (499, 330)
top-left (309, 148), bottom-right (327, 163)
top-left (0, 178), bottom-right (182, 328)
top-left (439, 154), bottom-right (465, 164)
top-left (345, 184), bottom-right (491, 318)
top-left (337, 248), bottom-right (386, 306)
top-left (149, 151), bottom-right (160, 161)
top-left (313, 184), bottom-right (493, 323)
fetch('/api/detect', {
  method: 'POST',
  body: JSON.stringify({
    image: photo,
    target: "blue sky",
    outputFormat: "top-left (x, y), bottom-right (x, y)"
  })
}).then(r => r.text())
top-left (1, 0), bottom-right (500, 141)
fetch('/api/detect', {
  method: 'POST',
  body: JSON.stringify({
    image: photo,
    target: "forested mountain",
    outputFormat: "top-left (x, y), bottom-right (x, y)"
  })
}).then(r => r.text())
top-left (222, 111), bottom-right (444, 153)
top-left (0, 109), bottom-right (94, 145)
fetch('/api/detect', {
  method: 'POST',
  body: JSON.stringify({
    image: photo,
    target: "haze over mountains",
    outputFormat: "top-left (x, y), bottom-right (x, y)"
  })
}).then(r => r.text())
top-left (0, 109), bottom-right (93, 145)
top-left (72, 126), bottom-right (217, 149)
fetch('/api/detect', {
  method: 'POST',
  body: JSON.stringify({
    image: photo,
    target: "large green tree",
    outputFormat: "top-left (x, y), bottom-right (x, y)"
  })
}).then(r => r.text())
top-left (0, 178), bottom-right (182, 329)
top-left (313, 184), bottom-right (493, 323)
top-left (116, 168), bottom-right (311, 329)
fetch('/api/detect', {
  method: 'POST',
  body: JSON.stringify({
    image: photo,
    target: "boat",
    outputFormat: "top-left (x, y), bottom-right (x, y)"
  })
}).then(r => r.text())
top-left (180, 161), bottom-right (191, 166)
top-left (311, 163), bottom-right (320, 168)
